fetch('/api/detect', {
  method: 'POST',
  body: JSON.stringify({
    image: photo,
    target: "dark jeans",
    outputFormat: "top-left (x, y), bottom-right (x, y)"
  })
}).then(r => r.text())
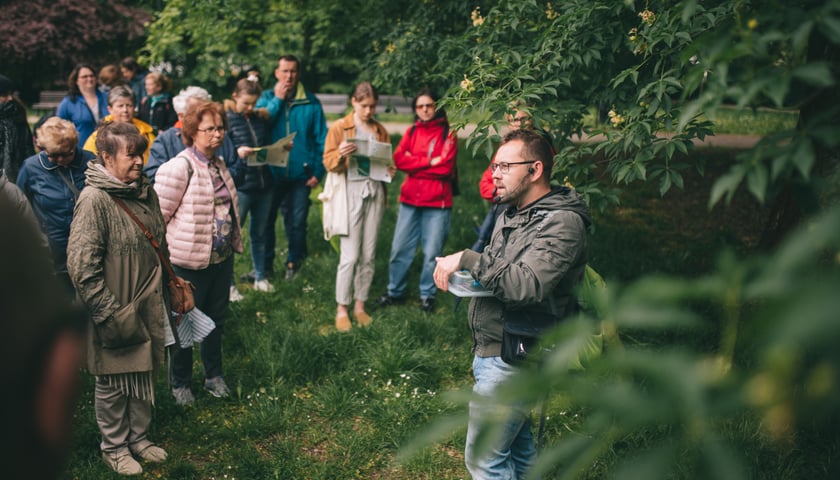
top-left (266, 179), bottom-right (311, 269)
top-left (170, 256), bottom-right (232, 388)
top-left (238, 188), bottom-right (274, 280)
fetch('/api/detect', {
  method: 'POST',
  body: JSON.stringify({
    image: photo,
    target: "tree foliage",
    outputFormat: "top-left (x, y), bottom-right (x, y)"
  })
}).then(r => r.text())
top-left (141, 0), bottom-right (444, 98)
top-left (378, 1), bottom-right (840, 477)
top-left (402, 0), bottom-right (840, 216)
top-left (0, 0), bottom-right (150, 102)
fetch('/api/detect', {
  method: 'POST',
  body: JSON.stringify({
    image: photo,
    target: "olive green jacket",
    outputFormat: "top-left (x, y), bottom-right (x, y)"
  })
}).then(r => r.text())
top-left (460, 186), bottom-right (591, 357)
top-left (67, 162), bottom-right (170, 376)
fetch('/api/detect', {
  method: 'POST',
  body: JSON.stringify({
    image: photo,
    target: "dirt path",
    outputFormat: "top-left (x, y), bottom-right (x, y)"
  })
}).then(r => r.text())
top-left (378, 122), bottom-right (760, 149)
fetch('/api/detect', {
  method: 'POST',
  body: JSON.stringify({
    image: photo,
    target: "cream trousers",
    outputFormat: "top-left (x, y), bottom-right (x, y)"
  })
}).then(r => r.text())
top-left (335, 179), bottom-right (386, 306)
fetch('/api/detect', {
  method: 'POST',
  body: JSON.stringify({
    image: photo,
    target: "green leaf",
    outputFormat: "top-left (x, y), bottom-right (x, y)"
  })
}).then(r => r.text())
top-left (792, 21), bottom-right (815, 54)
top-left (792, 139), bottom-right (815, 178)
top-left (792, 62), bottom-right (835, 88)
top-left (818, 15), bottom-right (840, 43)
top-left (671, 169), bottom-right (684, 189)
top-left (659, 172), bottom-right (672, 196)
top-left (764, 75), bottom-right (791, 107)
top-left (745, 164), bottom-right (768, 203)
top-left (676, 31), bottom-right (692, 42)
top-left (709, 166), bottom-right (745, 208)
top-left (665, 141), bottom-right (675, 160)
top-left (633, 161), bottom-right (647, 181)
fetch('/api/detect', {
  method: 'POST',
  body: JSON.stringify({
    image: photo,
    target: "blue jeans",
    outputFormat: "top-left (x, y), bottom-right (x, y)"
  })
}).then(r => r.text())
top-left (238, 188), bottom-right (274, 280)
top-left (386, 203), bottom-right (451, 299)
top-left (465, 355), bottom-right (536, 480)
top-left (266, 179), bottom-right (311, 268)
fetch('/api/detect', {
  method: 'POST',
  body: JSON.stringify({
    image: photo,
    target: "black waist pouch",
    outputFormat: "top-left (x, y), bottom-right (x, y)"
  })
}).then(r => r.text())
top-left (501, 309), bottom-right (559, 365)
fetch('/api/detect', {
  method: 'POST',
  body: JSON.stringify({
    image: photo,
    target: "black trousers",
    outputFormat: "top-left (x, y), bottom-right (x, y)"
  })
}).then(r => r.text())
top-left (170, 256), bottom-right (233, 388)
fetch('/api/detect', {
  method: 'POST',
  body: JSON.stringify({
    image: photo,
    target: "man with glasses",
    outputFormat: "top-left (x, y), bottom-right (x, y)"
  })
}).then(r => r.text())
top-left (257, 55), bottom-right (327, 280)
top-left (434, 129), bottom-right (590, 480)
top-left (473, 106), bottom-right (556, 252)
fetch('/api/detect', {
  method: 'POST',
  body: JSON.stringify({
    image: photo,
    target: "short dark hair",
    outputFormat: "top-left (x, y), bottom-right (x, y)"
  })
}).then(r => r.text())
top-left (279, 55), bottom-right (299, 67)
top-left (67, 64), bottom-right (97, 99)
top-left (120, 56), bottom-right (142, 73)
top-left (181, 100), bottom-right (227, 147)
top-left (95, 122), bottom-right (148, 160)
top-left (502, 129), bottom-right (554, 180)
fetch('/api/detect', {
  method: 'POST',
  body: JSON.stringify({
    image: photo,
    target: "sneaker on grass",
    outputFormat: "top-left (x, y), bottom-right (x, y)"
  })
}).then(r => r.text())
top-left (253, 279), bottom-right (275, 292)
top-left (229, 285), bottom-right (244, 302)
top-left (172, 386), bottom-right (194, 406)
top-left (204, 376), bottom-right (230, 398)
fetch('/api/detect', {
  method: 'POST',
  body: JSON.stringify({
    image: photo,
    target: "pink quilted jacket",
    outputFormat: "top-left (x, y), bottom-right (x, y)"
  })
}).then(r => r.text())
top-left (154, 149), bottom-right (243, 270)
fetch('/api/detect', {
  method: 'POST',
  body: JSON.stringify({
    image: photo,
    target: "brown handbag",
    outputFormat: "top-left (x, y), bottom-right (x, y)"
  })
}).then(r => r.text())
top-left (110, 195), bottom-right (196, 324)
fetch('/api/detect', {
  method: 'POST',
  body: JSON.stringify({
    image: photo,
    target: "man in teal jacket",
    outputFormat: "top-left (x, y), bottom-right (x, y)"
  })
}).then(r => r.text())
top-left (256, 54), bottom-right (327, 280)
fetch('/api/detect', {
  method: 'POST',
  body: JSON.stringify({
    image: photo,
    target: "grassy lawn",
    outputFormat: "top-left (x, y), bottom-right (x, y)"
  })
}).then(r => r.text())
top-left (61, 135), bottom-right (773, 479)
top-left (579, 106), bottom-right (798, 136)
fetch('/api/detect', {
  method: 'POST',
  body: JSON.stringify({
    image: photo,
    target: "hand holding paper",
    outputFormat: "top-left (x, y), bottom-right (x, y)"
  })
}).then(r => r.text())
top-left (346, 137), bottom-right (394, 183)
top-left (248, 132), bottom-right (297, 167)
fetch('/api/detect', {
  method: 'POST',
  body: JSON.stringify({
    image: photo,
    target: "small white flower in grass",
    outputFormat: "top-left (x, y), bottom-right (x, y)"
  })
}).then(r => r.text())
top-left (395, 392), bottom-right (401, 398)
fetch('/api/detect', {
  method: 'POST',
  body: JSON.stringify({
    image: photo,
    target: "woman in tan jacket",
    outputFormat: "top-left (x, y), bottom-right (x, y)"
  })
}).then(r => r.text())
top-left (322, 82), bottom-right (394, 331)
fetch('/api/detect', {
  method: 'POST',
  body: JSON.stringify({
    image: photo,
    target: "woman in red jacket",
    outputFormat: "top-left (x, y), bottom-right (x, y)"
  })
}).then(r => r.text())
top-left (378, 89), bottom-right (457, 312)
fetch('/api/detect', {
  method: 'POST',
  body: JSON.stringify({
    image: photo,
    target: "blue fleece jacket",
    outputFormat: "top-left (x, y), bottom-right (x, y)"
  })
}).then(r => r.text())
top-left (16, 148), bottom-right (95, 272)
top-left (57, 92), bottom-right (110, 149)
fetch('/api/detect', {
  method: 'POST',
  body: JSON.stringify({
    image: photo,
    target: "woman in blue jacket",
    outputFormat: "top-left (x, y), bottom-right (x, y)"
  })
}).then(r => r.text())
top-left (57, 64), bottom-right (109, 149)
top-left (17, 117), bottom-right (95, 294)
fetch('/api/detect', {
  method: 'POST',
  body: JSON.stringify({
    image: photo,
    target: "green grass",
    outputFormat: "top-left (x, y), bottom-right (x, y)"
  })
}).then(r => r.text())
top-left (700, 106), bottom-right (798, 135)
top-left (61, 137), bottom-right (798, 479)
top-left (580, 105), bottom-right (798, 136)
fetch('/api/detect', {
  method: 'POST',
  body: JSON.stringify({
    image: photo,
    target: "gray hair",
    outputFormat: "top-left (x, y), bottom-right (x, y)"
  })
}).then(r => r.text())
top-left (173, 86), bottom-right (211, 114)
top-left (107, 85), bottom-right (135, 107)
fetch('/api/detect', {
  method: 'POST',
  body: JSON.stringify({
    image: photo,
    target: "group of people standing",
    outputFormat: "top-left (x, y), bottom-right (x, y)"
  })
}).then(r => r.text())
top-left (1, 48), bottom-right (591, 479)
top-left (0, 54), bottom-right (463, 475)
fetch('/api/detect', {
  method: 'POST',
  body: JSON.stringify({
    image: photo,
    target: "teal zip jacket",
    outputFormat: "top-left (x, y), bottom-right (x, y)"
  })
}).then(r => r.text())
top-left (256, 83), bottom-right (327, 183)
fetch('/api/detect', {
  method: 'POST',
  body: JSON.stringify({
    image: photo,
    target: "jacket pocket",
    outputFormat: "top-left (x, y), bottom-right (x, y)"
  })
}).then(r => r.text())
top-left (97, 301), bottom-right (150, 349)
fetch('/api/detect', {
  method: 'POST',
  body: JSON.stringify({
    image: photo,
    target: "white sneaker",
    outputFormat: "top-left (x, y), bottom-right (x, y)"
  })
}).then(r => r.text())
top-left (253, 279), bottom-right (275, 293)
top-left (229, 285), bottom-right (244, 302)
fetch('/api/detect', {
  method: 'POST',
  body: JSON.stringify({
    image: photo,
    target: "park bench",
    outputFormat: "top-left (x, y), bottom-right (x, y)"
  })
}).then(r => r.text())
top-left (31, 90), bottom-right (65, 114)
